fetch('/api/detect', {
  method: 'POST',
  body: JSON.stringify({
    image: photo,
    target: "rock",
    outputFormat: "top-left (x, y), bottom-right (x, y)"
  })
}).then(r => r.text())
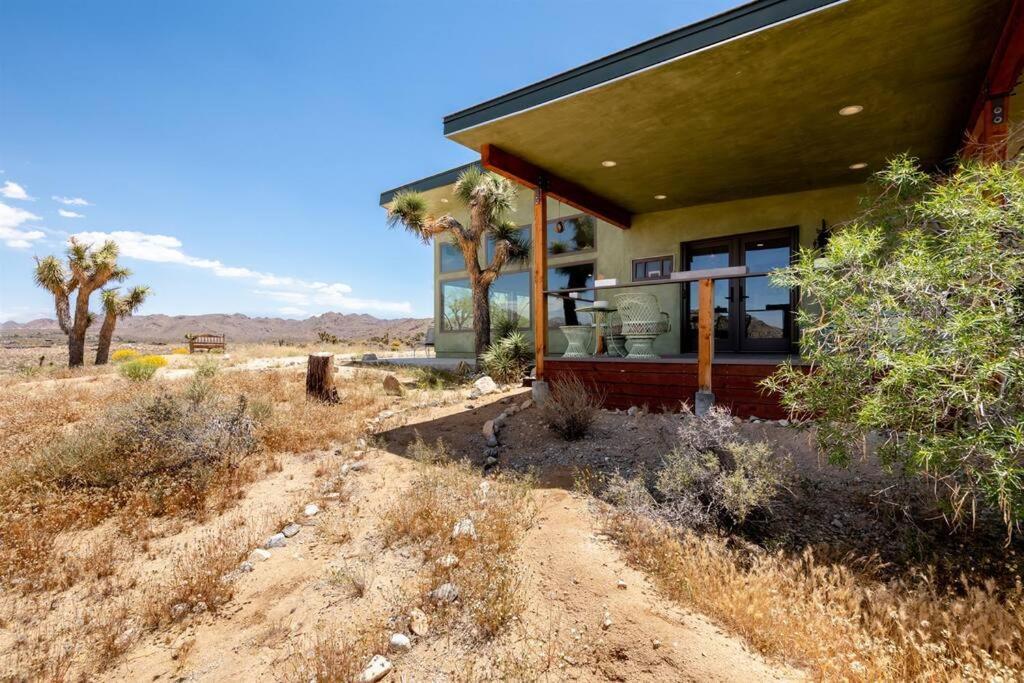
top-left (778, 418), bottom-right (790, 427)
top-left (484, 456), bottom-right (498, 468)
top-left (616, 580), bottom-right (627, 590)
top-left (520, 398), bottom-right (533, 411)
top-left (282, 523), bottom-right (301, 538)
top-left (192, 601), bottom-right (208, 614)
top-left (478, 481), bottom-right (492, 495)
top-left (324, 492), bottom-right (341, 500)
top-left (170, 603), bottom-right (189, 621)
top-left (483, 446), bottom-right (499, 458)
top-left (264, 533), bottom-right (286, 549)
top-left (482, 420), bottom-right (496, 440)
top-left (356, 437), bottom-right (367, 449)
top-left (409, 608), bottom-right (429, 636)
top-left (437, 553), bottom-right (459, 569)
top-left (468, 389), bottom-right (481, 399)
top-left (361, 353), bottom-right (378, 362)
top-left (602, 615), bottom-right (613, 630)
top-left (492, 416), bottom-right (505, 430)
top-left (383, 374), bottom-right (404, 396)
top-left (452, 518), bottom-right (477, 540)
top-left (238, 561), bottom-right (255, 573)
top-left (485, 434), bottom-right (498, 448)
top-left (356, 654), bottom-right (393, 683)
top-left (389, 633), bottom-right (412, 652)
top-left (652, 639), bottom-right (662, 650)
top-left (473, 376), bottom-right (498, 396)
top-left (304, 503), bottom-right (320, 517)
top-left (349, 461), bottom-right (367, 472)
top-left (249, 548), bottom-right (272, 562)
top-left (378, 410), bottom-right (395, 420)
top-left (627, 406), bottom-right (639, 416)
top-left (430, 582), bottom-right (459, 603)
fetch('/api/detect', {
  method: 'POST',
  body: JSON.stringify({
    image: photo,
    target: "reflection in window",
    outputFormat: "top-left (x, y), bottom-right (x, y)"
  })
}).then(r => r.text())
top-left (489, 271), bottom-right (531, 330)
top-left (440, 242), bottom-right (463, 273)
top-left (547, 263), bottom-right (594, 327)
top-left (440, 279), bottom-right (472, 331)
top-left (548, 215), bottom-right (596, 256)
top-left (486, 226), bottom-right (531, 265)
top-left (633, 256), bottom-right (673, 282)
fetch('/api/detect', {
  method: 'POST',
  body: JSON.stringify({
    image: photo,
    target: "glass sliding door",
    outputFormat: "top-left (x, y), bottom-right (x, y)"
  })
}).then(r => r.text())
top-left (682, 227), bottom-right (796, 354)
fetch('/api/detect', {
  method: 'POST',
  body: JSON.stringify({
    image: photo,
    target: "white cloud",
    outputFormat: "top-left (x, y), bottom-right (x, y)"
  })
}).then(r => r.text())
top-left (277, 306), bottom-right (307, 316)
top-left (58, 209), bottom-right (84, 218)
top-left (0, 201), bottom-right (45, 248)
top-left (53, 196), bottom-right (91, 206)
top-left (1, 181), bottom-right (32, 201)
top-left (72, 230), bottom-right (413, 315)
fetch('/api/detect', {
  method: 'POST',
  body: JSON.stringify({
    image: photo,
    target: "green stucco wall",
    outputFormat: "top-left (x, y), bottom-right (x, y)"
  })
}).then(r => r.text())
top-left (432, 183), bottom-right (865, 358)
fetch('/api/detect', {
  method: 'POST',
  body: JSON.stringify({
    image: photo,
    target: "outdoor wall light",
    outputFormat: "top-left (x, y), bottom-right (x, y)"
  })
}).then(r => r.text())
top-left (601, 160), bottom-right (617, 167)
top-left (554, 220), bottom-right (565, 233)
top-left (839, 105), bottom-right (864, 116)
top-left (849, 162), bottom-right (868, 170)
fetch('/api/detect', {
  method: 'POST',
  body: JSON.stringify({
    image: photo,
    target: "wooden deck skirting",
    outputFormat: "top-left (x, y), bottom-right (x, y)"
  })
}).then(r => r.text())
top-left (545, 357), bottom-right (801, 419)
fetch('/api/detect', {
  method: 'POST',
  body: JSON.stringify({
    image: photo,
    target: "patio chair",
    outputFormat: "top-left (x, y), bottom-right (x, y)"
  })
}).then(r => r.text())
top-left (612, 292), bottom-right (671, 359)
top-left (602, 311), bottom-right (628, 357)
top-left (559, 324), bottom-right (592, 358)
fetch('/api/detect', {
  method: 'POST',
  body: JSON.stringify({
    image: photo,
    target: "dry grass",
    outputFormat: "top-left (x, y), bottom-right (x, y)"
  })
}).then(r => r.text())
top-left (381, 457), bottom-right (535, 640)
top-left (287, 624), bottom-right (387, 683)
top-left (602, 508), bottom-right (1024, 681)
top-left (539, 373), bottom-right (603, 440)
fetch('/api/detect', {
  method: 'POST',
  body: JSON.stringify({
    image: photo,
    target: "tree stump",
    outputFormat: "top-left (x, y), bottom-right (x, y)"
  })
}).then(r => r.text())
top-left (306, 353), bottom-right (339, 403)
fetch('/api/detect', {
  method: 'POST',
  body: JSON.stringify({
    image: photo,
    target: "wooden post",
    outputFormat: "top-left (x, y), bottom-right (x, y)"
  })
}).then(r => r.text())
top-left (532, 184), bottom-right (548, 379)
top-left (697, 278), bottom-right (714, 392)
top-left (306, 352), bottom-right (339, 403)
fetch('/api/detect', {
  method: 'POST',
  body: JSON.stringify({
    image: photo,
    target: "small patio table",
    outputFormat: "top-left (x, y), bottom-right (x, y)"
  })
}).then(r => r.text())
top-left (575, 304), bottom-right (617, 356)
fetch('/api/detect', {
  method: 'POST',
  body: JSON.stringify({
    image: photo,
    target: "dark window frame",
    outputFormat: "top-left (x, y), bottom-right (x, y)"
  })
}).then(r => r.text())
top-left (631, 255), bottom-right (674, 282)
top-left (438, 272), bottom-right (534, 333)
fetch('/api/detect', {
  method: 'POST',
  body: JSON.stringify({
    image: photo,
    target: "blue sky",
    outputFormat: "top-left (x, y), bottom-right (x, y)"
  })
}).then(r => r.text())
top-left (0, 0), bottom-right (735, 322)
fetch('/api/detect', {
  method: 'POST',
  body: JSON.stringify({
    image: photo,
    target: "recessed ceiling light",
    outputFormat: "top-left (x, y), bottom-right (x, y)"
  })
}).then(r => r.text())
top-left (654, 194), bottom-right (667, 200)
top-left (601, 160), bottom-right (617, 167)
top-left (849, 162), bottom-right (868, 170)
top-left (839, 105), bottom-right (864, 116)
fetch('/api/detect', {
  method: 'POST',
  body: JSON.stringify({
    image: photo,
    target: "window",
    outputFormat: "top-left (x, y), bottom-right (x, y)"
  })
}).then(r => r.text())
top-left (486, 226), bottom-right (530, 265)
top-left (547, 262), bottom-right (595, 327)
top-left (547, 215), bottom-right (596, 256)
top-left (439, 242), bottom-right (463, 273)
top-left (489, 271), bottom-right (531, 329)
top-left (632, 255), bottom-right (673, 282)
top-left (440, 279), bottom-right (472, 331)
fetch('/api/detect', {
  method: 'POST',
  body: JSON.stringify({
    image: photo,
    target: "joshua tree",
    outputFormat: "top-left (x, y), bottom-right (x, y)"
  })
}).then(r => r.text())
top-left (387, 167), bottom-right (529, 356)
top-left (95, 285), bottom-right (151, 364)
top-left (33, 238), bottom-right (131, 367)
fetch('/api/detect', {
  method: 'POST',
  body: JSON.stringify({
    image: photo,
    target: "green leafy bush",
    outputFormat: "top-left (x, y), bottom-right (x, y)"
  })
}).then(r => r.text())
top-left (119, 359), bottom-right (159, 381)
top-left (413, 366), bottom-right (471, 390)
top-left (480, 331), bottom-right (532, 384)
top-left (764, 155), bottom-right (1024, 532)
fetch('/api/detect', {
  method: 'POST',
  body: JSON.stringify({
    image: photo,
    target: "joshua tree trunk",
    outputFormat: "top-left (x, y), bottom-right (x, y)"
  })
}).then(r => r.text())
top-left (472, 279), bottom-right (491, 358)
top-left (55, 293), bottom-right (72, 335)
top-left (68, 287), bottom-right (91, 367)
top-left (95, 312), bottom-right (116, 365)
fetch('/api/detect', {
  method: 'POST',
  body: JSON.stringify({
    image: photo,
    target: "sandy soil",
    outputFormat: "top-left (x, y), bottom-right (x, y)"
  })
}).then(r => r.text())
top-left (97, 387), bottom-right (798, 682)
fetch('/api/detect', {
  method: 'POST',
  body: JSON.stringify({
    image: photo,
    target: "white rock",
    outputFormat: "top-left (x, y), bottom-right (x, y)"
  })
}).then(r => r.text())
top-left (238, 561), bottom-right (255, 573)
top-left (627, 406), bottom-right (639, 416)
top-left (452, 518), bottom-right (477, 541)
top-left (437, 553), bottom-right (459, 569)
top-left (409, 608), bottom-right (429, 636)
top-left (348, 461), bottom-right (367, 472)
top-left (356, 438), bottom-right (367, 449)
top-left (249, 548), bottom-right (272, 562)
top-left (430, 582), bottom-right (459, 603)
top-left (778, 419), bottom-right (790, 427)
top-left (478, 481), bottom-right (491, 495)
top-left (282, 523), bottom-right (301, 538)
top-left (520, 398), bottom-right (533, 411)
top-left (616, 580), bottom-right (627, 590)
top-left (482, 420), bottom-right (496, 440)
top-left (389, 633), bottom-right (412, 652)
top-left (356, 654), bottom-right (393, 683)
top-left (324, 492), bottom-right (341, 500)
top-left (473, 376), bottom-right (498, 395)
top-left (264, 533), bottom-right (287, 549)
top-left (304, 503), bottom-right (320, 517)
top-left (170, 602), bottom-right (189, 620)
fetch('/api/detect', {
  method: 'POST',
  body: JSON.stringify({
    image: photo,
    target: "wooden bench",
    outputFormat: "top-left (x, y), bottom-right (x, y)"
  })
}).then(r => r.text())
top-left (188, 334), bottom-right (226, 353)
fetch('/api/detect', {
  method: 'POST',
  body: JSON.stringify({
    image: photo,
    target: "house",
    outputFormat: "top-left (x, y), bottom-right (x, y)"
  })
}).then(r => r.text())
top-left (380, 0), bottom-right (1023, 417)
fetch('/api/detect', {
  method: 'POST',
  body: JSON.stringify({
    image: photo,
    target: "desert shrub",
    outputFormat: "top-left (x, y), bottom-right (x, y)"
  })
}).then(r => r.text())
top-left (138, 354), bottom-right (168, 367)
top-left (539, 373), bottom-right (602, 440)
top-left (405, 433), bottom-right (452, 464)
top-left (490, 308), bottom-right (523, 341)
top-left (110, 349), bottom-right (138, 363)
top-left (480, 331), bottom-right (532, 384)
top-left (7, 392), bottom-right (259, 511)
top-left (118, 358), bottom-right (158, 381)
top-left (764, 155), bottom-right (1024, 533)
top-left (414, 366), bottom-right (470, 390)
top-left (170, 347), bottom-right (189, 355)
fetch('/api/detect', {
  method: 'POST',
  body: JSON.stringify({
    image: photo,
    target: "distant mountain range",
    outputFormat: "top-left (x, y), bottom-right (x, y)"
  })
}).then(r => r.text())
top-left (0, 312), bottom-right (432, 345)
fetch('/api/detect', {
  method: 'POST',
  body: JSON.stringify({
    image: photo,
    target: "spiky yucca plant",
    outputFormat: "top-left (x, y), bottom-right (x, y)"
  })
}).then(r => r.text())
top-left (387, 167), bottom-right (529, 356)
top-left (33, 237), bottom-right (133, 367)
top-left (95, 286), bottom-right (151, 365)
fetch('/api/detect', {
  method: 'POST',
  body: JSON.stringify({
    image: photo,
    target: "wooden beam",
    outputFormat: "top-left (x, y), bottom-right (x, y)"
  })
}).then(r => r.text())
top-left (481, 144), bottom-right (632, 229)
top-left (697, 278), bottom-right (714, 392)
top-left (964, 0), bottom-right (1024, 160)
top-left (670, 265), bottom-right (748, 283)
top-left (532, 185), bottom-right (549, 379)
